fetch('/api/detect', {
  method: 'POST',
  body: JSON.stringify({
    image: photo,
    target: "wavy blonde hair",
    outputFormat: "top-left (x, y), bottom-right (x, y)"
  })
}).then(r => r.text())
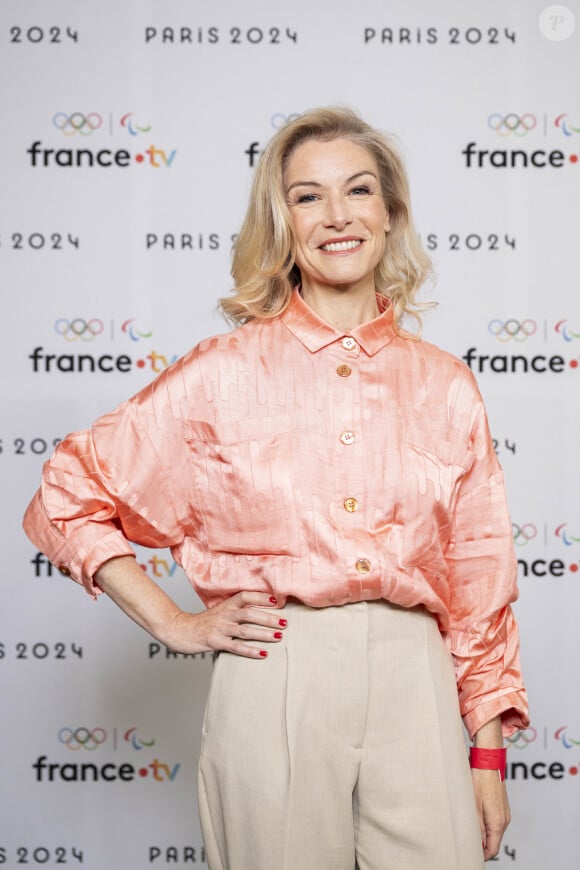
top-left (220, 107), bottom-right (433, 332)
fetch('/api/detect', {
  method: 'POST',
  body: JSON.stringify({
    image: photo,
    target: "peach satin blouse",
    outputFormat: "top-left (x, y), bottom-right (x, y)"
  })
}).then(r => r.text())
top-left (23, 289), bottom-right (529, 738)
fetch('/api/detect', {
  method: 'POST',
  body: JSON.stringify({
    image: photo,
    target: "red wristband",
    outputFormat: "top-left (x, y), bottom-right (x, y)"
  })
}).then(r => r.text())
top-left (469, 747), bottom-right (507, 781)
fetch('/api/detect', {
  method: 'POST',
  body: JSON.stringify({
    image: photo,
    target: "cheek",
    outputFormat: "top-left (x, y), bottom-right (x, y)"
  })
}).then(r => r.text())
top-left (292, 217), bottom-right (315, 254)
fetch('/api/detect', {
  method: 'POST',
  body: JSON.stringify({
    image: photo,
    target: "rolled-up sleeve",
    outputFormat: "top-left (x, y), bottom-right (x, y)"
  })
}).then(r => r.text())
top-left (23, 371), bottom-right (191, 598)
top-left (442, 395), bottom-right (529, 740)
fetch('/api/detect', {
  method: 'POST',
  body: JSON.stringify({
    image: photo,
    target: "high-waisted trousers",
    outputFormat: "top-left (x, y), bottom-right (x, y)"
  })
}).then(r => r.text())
top-left (197, 599), bottom-right (484, 870)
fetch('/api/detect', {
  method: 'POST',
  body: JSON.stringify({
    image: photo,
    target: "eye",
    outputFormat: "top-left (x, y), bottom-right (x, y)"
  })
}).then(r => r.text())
top-left (294, 192), bottom-right (319, 204)
top-left (349, 185), bottom-right (371, 196)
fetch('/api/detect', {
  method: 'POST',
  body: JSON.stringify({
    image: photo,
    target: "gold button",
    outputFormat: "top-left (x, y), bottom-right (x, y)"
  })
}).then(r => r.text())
top-left (355, 558), bottom-right (371, 574)
top-left (58, 564), bottom-right (71, 577)
top-left (340, 430), bottom-right (355, 445)
top-left (336, 364), bottom-right (352, 377)
top-left (341, 337), bottom-right (357, 351)
top-left (344, 498), bottom-right (359, 512)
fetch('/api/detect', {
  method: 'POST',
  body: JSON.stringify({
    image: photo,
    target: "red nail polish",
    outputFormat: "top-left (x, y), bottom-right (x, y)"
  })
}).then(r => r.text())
top-left (279, 618), bottom-right (287, 627)
top-left (273, 631), bottom-right (283, 639)
top-left (259, 650), bottom-right (268, 657)
top-left (269, 596), bottom-right (278, 604)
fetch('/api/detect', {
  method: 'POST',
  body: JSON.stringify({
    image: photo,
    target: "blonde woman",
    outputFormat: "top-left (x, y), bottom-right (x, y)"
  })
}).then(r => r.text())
top-left (24, 107), bottom-right (528, 869)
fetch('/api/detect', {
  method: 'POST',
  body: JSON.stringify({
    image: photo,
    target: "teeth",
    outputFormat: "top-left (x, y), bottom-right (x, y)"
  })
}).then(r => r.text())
top-left (321, 240), bottom-right (362, 252)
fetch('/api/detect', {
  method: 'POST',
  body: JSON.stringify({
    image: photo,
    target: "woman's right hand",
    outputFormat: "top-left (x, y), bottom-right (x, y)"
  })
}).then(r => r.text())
top-left (94, 556), bottom-right (287, 660)
top-left (162, 591), bottom-right (287, 659)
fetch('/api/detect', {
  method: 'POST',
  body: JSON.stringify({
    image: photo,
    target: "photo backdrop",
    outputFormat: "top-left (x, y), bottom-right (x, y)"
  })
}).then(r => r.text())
top-left (1, 0), bottom-right (579, 867)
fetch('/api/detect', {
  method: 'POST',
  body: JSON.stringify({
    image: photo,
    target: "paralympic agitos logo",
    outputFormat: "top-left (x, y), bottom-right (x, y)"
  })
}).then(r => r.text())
top-left (27, 111), bottom-right (177, 169)
top-left (462, 111), bottom-right (580, 169)
top-left (462, 317), bottom-right (580, 374)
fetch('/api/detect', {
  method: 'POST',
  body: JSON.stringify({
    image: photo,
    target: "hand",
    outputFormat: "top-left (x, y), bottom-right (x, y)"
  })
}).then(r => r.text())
top-left (162, 591), bottom-right (287, 659)
top-left (94, 557), bottom-right (286, 660)
top-left (471, 768), bottom-right (511, 861)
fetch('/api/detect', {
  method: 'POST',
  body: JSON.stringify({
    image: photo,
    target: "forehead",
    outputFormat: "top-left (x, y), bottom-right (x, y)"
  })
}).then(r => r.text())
top-left (283, 137), bottom-right (379, 183)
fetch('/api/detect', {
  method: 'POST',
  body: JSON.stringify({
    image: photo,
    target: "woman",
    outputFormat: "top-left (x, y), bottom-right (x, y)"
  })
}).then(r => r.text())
top-left (23, 107), bottom-right (529, 869)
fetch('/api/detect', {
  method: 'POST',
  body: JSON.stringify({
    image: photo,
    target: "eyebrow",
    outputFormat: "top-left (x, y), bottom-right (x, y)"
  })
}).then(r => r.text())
top-left (285, 170), bottom-right (378, 194)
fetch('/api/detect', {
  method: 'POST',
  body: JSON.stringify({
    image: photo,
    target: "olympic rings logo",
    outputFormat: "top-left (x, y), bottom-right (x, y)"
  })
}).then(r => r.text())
top-left (58, 727), bottom-right (107, 751)
top-left (270, 112), bottom-right (300, 130)
top-left (488, 113), bottom-right (536, 136)
top-left (54, 318), bottom-right (104, 342)
top-left (505, 727), bottom-right (537, 749)
top-left (488, 319), bottom-right (537, 342)
top-left (52, 112), bottom-right (102, 136)
top-left (512, 523), bottom-right (537, 546)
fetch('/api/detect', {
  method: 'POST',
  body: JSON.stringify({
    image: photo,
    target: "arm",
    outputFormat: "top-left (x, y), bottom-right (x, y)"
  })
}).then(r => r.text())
top-left (22, 356), bottom-right (288, 655)
top-left (23, 395), bottom-right (187, 597)
top-left (23, 351), bottom-right (208, 596)
top-left (94, 555), bottom-right (286, 658)
top-left (441, 376), bottom-right (529, 859)
top-left (442, 396), bottom-right (529, 737)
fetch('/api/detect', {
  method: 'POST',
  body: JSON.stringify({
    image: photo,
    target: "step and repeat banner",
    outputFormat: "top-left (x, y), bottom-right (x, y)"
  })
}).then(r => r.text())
top-left (1, 0), bottom-right (579, 867)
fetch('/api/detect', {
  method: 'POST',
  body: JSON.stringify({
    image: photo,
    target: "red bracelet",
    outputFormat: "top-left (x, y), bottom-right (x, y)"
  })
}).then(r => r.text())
top-left (469, 747), bottom-right (507, 781)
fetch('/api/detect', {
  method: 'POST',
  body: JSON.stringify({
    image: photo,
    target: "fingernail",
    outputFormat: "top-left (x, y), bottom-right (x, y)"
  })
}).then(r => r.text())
top-left (269, 596), bottom-right (278, 604)
top-left (278, 618), bottom-right (287, 627)
top-left (259, 650), bottom-right (268, 658)
top-left (273, 631), bottom-right (283, 639)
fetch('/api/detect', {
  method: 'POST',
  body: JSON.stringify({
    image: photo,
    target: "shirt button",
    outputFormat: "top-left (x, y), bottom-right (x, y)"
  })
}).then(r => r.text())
top-left (339, 430), bottom-right (355, 445)
top-left (344, 497), bottom-right (359, 512)
top-left (336, 364), bottom-right (352, 377)
top-left (341, 337), bottom-right (357, 351)
top-left (355, 558), bottom-right (372, 574)
top-left (58, 565), bottom-right (72, 577)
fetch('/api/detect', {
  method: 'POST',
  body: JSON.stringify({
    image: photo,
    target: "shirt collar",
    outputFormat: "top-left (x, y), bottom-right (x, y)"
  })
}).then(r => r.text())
top-left (279, 287), bottom-right (397, 356)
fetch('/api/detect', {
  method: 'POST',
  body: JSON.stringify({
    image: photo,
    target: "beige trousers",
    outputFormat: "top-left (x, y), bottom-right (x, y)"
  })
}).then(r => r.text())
top-left (198, 600), bottom-right (484, 870)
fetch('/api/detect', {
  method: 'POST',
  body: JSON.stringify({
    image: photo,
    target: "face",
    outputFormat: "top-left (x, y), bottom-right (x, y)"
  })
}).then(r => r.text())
top-left (283, 137), bottom-right (390, 296)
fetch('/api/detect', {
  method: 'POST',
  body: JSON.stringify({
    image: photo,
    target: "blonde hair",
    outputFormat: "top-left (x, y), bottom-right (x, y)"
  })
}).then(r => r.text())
top-left (220, 107), bottom-right (433, 332)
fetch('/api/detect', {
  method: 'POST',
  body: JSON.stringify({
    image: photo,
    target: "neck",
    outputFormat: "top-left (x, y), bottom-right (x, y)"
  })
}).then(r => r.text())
top-left (300, 281), bottom-right (380, 331)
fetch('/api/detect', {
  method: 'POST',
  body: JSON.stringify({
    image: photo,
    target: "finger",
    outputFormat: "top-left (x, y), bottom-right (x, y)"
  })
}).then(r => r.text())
top-left (484, 841), bottom-right (500, 861)
top-left (483, 822), bottom-right (506, 860)
top-left (233, 622), bottom-right (285, 643)
top-left (223, 638), bottom-right (272, 659)
top-left (235, 605), bottom-right (288, 631)
top-left (230, 590), bottom-right (282, 609)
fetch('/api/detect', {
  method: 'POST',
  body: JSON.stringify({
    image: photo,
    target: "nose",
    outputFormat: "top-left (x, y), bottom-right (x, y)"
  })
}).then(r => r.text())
top-left (323, 193), bottom-right (352, 230)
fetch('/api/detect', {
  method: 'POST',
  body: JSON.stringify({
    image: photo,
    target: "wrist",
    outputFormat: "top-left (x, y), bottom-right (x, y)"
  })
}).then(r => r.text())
top-left (473, 715), bottom-right (503, 748)
top-left (469, 746), bottom-right (507, 781)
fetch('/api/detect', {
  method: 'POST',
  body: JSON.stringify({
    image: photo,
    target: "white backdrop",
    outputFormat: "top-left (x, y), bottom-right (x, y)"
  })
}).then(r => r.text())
top-left (1, 0), bottom-right (579, 867)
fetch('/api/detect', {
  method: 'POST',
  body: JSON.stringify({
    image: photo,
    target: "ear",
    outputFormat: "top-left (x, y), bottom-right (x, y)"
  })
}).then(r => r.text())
top-left (384, 210), bottom-right (390, 233)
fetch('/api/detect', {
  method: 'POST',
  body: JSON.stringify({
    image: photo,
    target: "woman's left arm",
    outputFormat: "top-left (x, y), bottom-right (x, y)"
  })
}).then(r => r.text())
top-left (471, 716), bottom-right (510, 862)
top-left (440, 371), bottom-right (529, 859)
top-left (441, 371), bottom-right (529, 738)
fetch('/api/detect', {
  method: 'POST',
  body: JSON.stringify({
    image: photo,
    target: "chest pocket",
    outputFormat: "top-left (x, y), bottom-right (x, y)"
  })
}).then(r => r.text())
top-left (183, 419), bottom-right (301, 556)
top-left (394, 439), bottom-right (469, 572)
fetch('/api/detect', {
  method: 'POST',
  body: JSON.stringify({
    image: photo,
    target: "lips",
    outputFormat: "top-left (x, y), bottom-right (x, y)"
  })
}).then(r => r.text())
top-left (319, 239), bottom-right (363, 253)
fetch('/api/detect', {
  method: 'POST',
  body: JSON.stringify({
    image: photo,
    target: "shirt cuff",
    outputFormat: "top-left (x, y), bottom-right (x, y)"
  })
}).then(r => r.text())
top-left (463, 689), bottom-right (530, 741)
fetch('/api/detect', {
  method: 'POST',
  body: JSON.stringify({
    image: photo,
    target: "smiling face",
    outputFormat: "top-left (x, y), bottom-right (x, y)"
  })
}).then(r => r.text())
top-left (283, 137), bottom-right (390, 297)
